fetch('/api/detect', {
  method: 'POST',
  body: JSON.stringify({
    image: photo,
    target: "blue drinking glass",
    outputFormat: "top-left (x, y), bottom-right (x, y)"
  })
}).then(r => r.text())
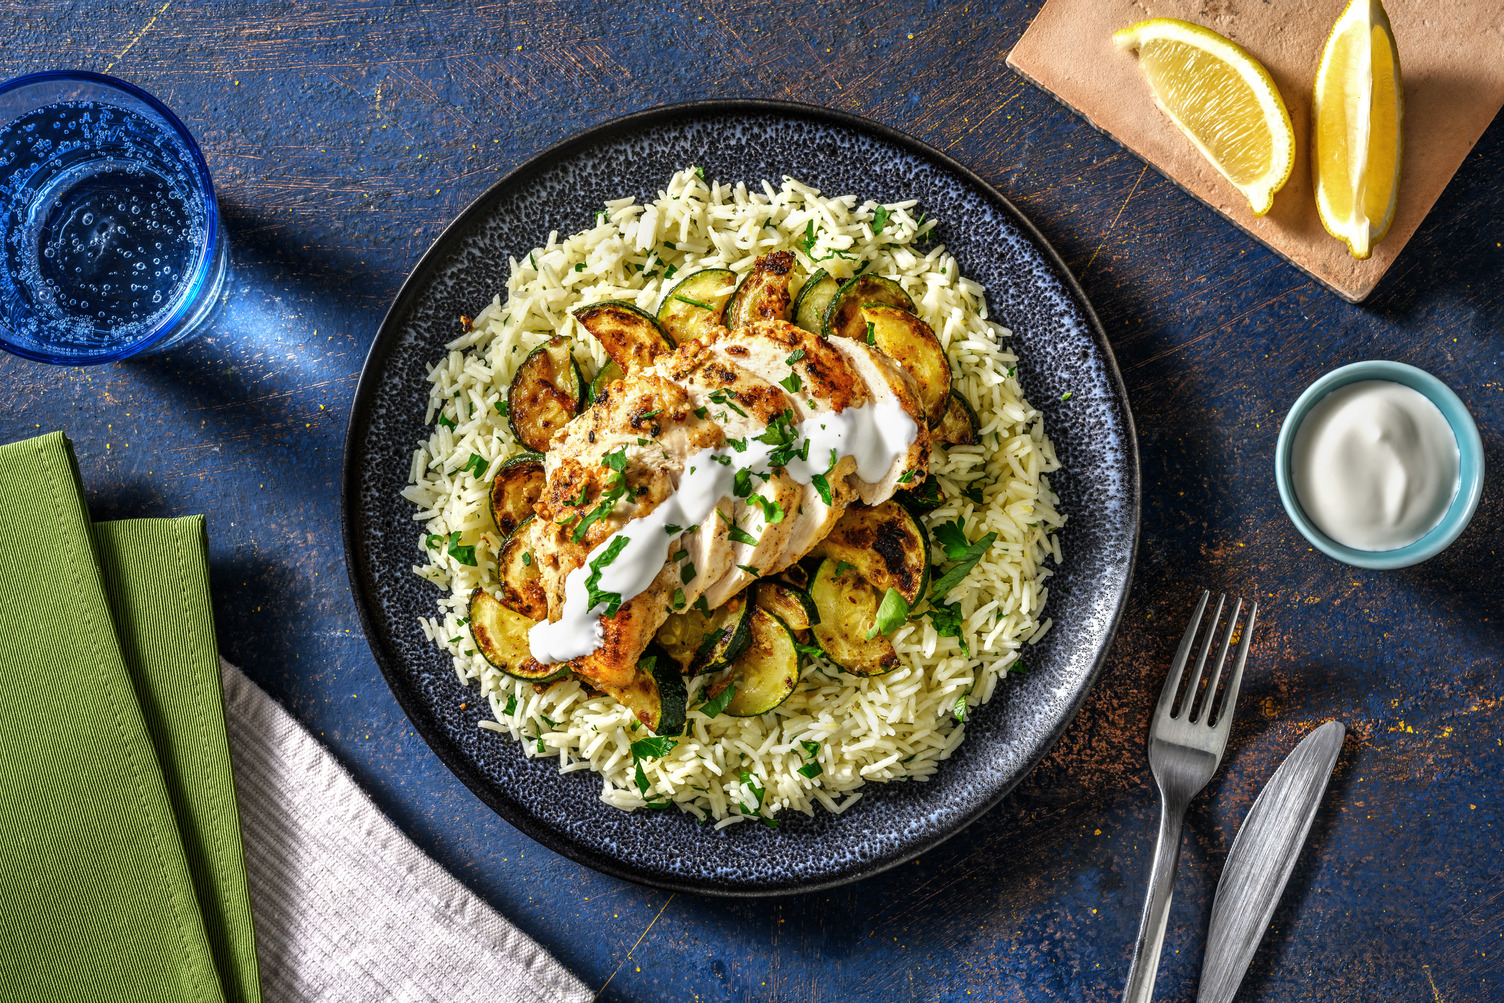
top-left (0, 71), bottom-right (226, 364)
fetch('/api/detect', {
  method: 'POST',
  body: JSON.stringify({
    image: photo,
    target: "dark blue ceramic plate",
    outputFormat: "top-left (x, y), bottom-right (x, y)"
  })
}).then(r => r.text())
top-left (342, 101), bottom-right (1139, 896)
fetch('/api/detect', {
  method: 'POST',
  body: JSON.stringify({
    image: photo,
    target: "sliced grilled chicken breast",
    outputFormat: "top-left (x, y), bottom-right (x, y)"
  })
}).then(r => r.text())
top-left (826, 335), bottom-right (932, 504)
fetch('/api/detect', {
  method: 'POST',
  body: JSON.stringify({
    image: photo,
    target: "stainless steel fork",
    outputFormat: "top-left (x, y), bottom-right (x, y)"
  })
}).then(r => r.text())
top-left (1122, 590), bottom-right (1258, 1003)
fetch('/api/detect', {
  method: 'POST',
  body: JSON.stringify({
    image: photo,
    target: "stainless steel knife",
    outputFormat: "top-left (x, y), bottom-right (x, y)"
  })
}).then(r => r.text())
top-left (1197, 720), bottom-right (1346, 1003)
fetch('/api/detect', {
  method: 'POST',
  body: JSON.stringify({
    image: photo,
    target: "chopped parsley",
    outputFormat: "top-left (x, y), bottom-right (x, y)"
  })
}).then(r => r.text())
top-left (681, 562), bottom-right (697, 583)
top-left (834, 561), bottom-right (858, 576)
top-left (460, 453), bottom-right (488, 478)
top-left (726, 436), bottom-right (748, 452)
top-left (671, 549), bottom-right (689, 563)
top-left (674, 294), bottom-right (715, 310)
top-left (728, 525), bottom-right (758, 546)
top-left (898, 468), bottom-right (917, 484)
top-left (664, 524), bottom-right (683, 536)
top-left (924, 599), bottom-right (969, 656)
top-left (693, 406), bottom-right (709, 419)
top-left (522, 551), bottom-right (532, 566)
top-left (866, 321), bottom-right (876, 346)
top-left (962, 482), bottom-right (987, 505)
top-left (929, 530), bottom-right (999, 600)
top-left (630, 735), bottom-right (678, 760)
top-left (570, 446), bottom-right (631, 542)
top-left (701, 682), bottom-right (736, 719)
top-left (503, 694), bottom-right (517, 716)
top-left (736, 564), bottom-right (760, 576)
top-left (738, 771), bottom-right (767, 815)
top-left (708, 389), bottom-right (746, 417)
top-left (810, 473), bottom-right (833, 505)
top-left (672, 587), bottom-right (686, 609)
top-left (872, 204), bottom-right (890, 233)
top-left (785, 349), bottom-right (806, 365)
top-left (932, 519), bottom-right (973, 562)
top-left (953, 694), bottom-right (968, 722)
top-left (780, 371), bottom-right (803, 393)
top-left (424, 534), bottom-right (444, 550)
top-left (749, 493), bottom-right (784, 524)
top-left (573, 262), bottom-right (586, 272)
top-left (447, 531), bottom-right (477, 567)
top-left (1008, 658), bottom-right (1028, 676)
top-left (691, 595), bottom-right (711, 615)
top-left (437, 413), bottom-right (457, 430)
top-left (865, 588), bottom-right (911, 639)
top-left (641, 407), bottom-right (663, 419)
top-left (798, 760), bottom-right (823, 779)
top-left (1060, 391), bottom-right (1073, 402)
top-left (493, 400), bottom-right (510, 417)
top-left (584, 536), bottom-right (631, 616)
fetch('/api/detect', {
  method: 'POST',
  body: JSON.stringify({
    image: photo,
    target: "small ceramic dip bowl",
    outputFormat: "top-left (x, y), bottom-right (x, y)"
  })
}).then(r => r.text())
top-left (1274, 360), bottom-right (1484, 570)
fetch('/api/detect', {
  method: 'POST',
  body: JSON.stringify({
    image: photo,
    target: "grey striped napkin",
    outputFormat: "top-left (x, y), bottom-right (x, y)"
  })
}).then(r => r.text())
top-left (220, 660), bottom-right (590, 1003)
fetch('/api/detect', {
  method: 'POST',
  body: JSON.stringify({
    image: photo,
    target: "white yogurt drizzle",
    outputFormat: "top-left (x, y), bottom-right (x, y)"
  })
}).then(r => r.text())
top-left (528, 398), bottom-right (918, 664)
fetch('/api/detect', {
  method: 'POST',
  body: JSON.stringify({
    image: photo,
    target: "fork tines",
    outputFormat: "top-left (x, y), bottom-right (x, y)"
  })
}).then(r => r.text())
top-left (1157, 589), bottom-right (1258, 729)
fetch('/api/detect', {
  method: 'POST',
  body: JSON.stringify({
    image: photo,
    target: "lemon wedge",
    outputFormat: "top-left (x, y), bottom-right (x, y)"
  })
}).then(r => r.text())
top-left (1313, 0), bottom-right (1402, 259)
top-left (1114, 18), bottom-right (1295, 216)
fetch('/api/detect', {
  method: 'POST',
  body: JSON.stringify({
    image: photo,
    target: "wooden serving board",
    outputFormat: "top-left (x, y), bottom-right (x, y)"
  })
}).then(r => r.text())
top-left (1007, 0), bottom-right (1504, 302)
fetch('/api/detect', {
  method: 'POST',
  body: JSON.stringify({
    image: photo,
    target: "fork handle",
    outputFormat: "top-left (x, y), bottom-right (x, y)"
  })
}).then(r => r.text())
top-left (1123, 794), bottom-right (1189, 1003)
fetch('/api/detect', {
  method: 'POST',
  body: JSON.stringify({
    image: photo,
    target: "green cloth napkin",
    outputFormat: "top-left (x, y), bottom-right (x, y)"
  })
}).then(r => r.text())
top-left (0, 432), bottom-right (260, 1003)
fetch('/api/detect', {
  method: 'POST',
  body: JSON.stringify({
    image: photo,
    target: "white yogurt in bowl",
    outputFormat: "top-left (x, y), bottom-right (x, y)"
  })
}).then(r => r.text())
top-left (1289, 380), bottom-right (1460, 552)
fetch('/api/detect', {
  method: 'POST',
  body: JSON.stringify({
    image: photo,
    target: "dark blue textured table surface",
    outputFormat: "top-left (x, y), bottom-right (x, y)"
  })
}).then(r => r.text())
top-left (2, 3), bottom-right (1500, 1000)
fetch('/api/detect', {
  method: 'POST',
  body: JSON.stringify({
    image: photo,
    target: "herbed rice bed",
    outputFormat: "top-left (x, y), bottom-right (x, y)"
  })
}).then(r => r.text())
top-left (403, 168), bottom-right (1065, 827)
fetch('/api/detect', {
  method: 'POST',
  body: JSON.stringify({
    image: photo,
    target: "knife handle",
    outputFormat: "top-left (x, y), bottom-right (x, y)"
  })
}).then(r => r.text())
top-left (1123, 793), bottom-right (1189, 1003)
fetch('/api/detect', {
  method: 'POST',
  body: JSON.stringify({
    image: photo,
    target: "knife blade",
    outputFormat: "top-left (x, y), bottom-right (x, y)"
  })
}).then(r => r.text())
top-left (1198, 720), bottom-right (1346, 1003)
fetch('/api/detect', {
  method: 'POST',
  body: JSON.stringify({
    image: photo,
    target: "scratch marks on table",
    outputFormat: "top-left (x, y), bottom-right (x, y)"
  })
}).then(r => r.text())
top-left (1081, 163), bottom-right (1148, 280)
top-left (105, 0), bottom-right (171, 72)
top-left (594, 892), bottom-right (675, 1001)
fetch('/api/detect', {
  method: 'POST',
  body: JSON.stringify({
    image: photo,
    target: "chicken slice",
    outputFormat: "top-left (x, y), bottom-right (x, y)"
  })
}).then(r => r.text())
top-left (826, 335), bottom-right (932, 505)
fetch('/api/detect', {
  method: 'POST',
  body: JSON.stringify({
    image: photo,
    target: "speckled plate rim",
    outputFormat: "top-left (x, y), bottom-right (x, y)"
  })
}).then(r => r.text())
top-left (342, 99), bottom-right (1141, 896)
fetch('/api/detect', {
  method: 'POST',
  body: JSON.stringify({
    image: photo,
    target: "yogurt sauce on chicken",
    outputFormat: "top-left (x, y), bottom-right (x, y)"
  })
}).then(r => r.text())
top-left (529, 396), bottom-right (918, 663)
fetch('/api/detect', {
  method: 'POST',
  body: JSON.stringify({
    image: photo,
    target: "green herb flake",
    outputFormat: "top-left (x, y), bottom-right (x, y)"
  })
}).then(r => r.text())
top-left (681, 562), bottom-right (697, 583)
top-left (728, 525), bottom-right (758, 546)
top-left (780, 371), bottom-right (803, 393)
top-left (447, 531), bottom-right (477, 567)
top-left (634, 762), bottom-right (650, 795)
top-left (811, 472), bottom-right (832, 505)
top-left (672, 587), bottom-right (686, 610)
top-left (953, 694), bottom-right (968, 722)
top-left (503, 694), bottom-right (517, 716)
top-left (736, 564), bottom-right (760, 576)
top-left (834, 560), bottom-right (858, 576)
top-left (675, 294), bottom-right (714, 310)
top-left (865, 588), bottom-right (911, 639)
top-left (425, 534), bottom-right (444, 551)
top-left (898, 468), bottom-right (917, 484)
top-left (574, 262), bottom-right (586, 272)
top-left (785, 349), bottom-right (807, 365)
top-left (493, 400), bottom-right (510, 417)
top-left (872, 204), bottom-right (890, 233)
top-left (798, 761), bottom-right (823, 779)
top-left (701, 682), bottom-right (736, 719)
top-left (866, 321), bottom-right (876, 346)
top-left (929, 532), bottom-right (999, 601)
top-left (584, 536), bottom-right (631, 616)
top-left (461, 453), bottom-right (488, 478)
top-left (924, 599), bottom-right (970, 656)
top-left (631, 736), bottom-right (678, 760)
top-left (522, 551), bottom-right (532, 567)
top-left (1060, 391), bottom-right (1073, 402)
top-left (437, 413), bottom-right (457, 430)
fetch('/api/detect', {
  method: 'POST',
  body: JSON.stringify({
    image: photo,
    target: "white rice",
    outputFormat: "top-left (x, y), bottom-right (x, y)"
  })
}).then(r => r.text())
top-left (402, 168), bottom-right (1065, 825)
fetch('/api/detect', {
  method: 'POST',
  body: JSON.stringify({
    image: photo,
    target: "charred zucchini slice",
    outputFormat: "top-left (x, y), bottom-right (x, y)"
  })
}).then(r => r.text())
top-left (507, 338), bottom-right (583, 452)
top-left (588, 360), bottom-right (623, 404)
top-left (792, 269), bottom-right (841, 334)
top-left (489, 454), bottom-right (544, 539)
top-left (654, 590), bottom-right (753, 675)
top-left (613, 648), bottom-right (688, 736)
top-left (859, 304), bottom-right (951, 427)
top-left (657, 268), bottom-right (737, 343)
top-left (496, 518), bottom-right (548, 621)
top-left (809, 499), bottom-right (930, 605)
top-left (724, 251), bottom-right (795, 330)
top-left (468, 589), bottom-right (567, 681)
top-left (573, 300), bottom-right (675, 372)
top-left (935, 390), bottom-right (980, 445)
top-left (755, 579), bottom-right (818, 631)
top-left (713, 608), bottom-right (800, 717)
top-left (822, 275), bottom-right (917, 340)
top-left (809, 560), bottom-right (898, 676)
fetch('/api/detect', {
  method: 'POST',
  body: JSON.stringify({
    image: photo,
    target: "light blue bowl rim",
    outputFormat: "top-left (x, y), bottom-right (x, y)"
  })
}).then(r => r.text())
top-left (1274, 360), bottom-right (1485, 570)
top-left (0, 69), bottom-right (221, 365)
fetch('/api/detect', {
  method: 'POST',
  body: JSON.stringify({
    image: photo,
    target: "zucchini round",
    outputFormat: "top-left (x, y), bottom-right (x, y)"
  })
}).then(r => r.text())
top-left (468, 589), bottom-right (567, 681)
top-left (613, 646), bottom-right (688, 736)
top-left (755, 579), bottom-right (818, 631)
top-left (720, 607), bottom-right (801, 717)
top-left (489, 454), bottom-right (544, 539)
top-left (822, 275), bottom-right (916, 340)
top-left (935, 389), bottom-right (980, 445)
top-left (724, 251), bottom-right (795, 331)
top-left (656, 268), bottom-right (737, 343)
top-left (792, 269), bottom-right (841, 334)
top-left (588, 360), bottom-right (624, 404)
top-left (507, 338), bottom-right (583, 453)
top-left (496, 518), bottom-right (548, 621)
top-left (858, 304), bottom-right (951, 427)
top-left (654, 590), bottom-right (753, 675)
top-left (808, 560), bottom-right (898, 676)
top-left (573, 300), bottom-right (674, 372)
top-left (810, 499), bottom-right (930, 605)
